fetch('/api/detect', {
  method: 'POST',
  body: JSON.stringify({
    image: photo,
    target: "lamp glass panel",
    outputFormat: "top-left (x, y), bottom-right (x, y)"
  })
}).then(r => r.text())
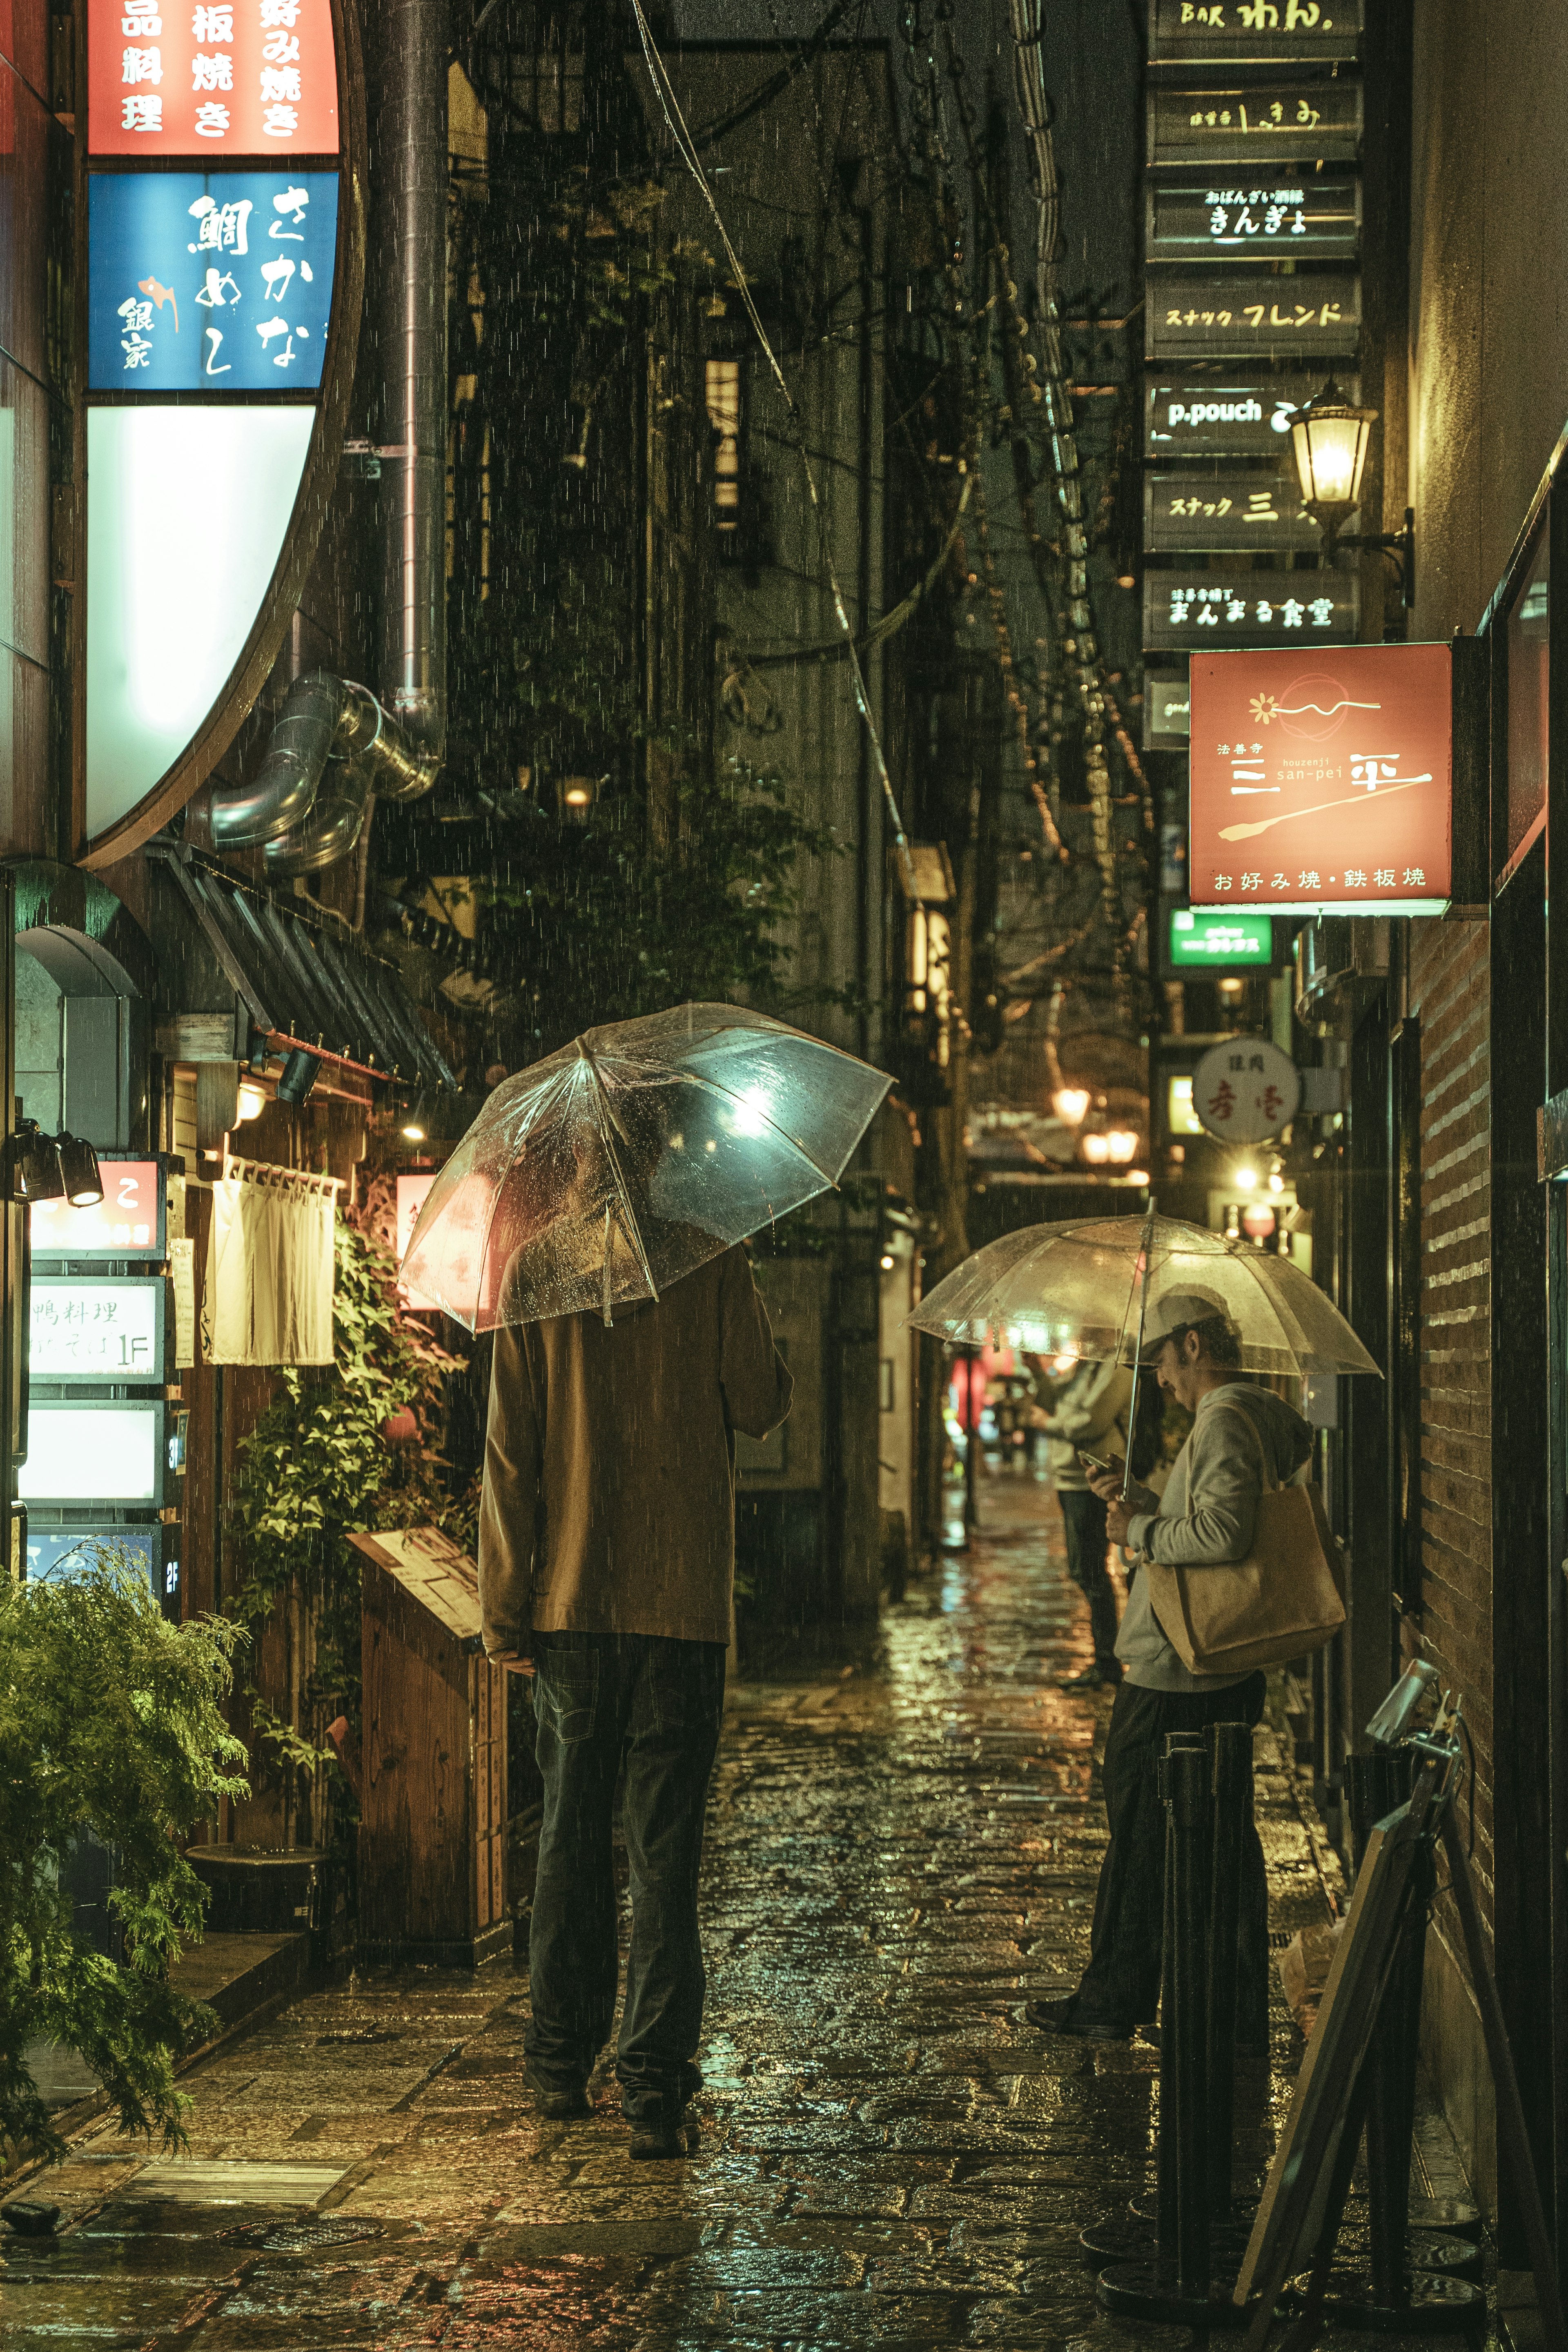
top-left (86, 406), bottom-right (314, 839)
top-left (1291, 409), bottom-right (1368, 508)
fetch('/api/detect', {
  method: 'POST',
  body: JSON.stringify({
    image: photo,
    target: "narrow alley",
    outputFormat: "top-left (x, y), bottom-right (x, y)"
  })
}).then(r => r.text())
top-left (2, 1489), bottom-right (1380, 2352)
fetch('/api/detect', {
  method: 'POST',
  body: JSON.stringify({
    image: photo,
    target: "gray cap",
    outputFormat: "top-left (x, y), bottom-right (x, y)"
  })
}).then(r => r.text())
top-left (1140, 1288), bottom-right (1238, 1361)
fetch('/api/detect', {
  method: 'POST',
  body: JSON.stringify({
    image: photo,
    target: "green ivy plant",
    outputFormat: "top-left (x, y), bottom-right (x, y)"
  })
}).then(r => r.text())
top-left (0, 1547), bottom-right (248, 2167)
top-left (225, 1216), bottom-right (473, 1824)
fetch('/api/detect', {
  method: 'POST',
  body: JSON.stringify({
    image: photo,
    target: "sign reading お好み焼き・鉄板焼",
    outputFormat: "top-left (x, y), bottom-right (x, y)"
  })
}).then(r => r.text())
top-left (1189, 644), bottom-right (1456, 915)
top-left (88, 0), bottom-right (338, 154)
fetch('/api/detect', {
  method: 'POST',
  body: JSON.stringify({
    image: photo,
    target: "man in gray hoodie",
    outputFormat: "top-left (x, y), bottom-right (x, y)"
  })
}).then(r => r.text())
top-left (1025, 1289), bottom-right (1313, 2042)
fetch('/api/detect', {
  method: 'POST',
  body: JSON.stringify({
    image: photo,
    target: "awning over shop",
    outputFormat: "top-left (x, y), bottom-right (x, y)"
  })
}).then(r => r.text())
top-left (149, 845), bottom-right (457, 1091)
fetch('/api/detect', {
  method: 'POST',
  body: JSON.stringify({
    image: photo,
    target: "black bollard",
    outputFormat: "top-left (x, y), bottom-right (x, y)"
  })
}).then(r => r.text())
top-left (1206, 1721), bottom-right (1252, 2219)
top-left (1156, 1732), bottom-right (1209, 2271)
top-left (1168, 1739), bottom-right (1212, 2300)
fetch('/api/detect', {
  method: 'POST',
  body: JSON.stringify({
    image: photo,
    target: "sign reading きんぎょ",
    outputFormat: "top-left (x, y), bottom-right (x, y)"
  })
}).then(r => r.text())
top-left (89, 0), bottom-right (337, 154)
top-left (1189, 644), bottom-right (1455, 915)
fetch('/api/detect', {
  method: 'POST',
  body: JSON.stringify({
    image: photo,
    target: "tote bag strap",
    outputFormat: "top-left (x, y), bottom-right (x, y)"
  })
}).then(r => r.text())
top-left (1207, 1396), bottom-right (1280, 1500)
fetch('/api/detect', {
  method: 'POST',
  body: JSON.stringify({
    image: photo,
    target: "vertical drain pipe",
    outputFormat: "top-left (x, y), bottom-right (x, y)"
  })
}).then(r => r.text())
top-left (378, 0), bottom-right (448, 770)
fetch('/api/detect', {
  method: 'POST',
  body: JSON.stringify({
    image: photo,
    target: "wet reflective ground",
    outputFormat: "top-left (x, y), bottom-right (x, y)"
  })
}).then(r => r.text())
top-left (2, 1483), bottom-right (1487, 2348)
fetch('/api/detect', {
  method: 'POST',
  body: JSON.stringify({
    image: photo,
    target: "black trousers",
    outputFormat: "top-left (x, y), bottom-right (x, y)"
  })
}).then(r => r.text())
top-left (526, 1630), bottom-right (726, 2121)
top-left (1068, 1671), bottom-right (1270, 2036)
top-left (1058, 1487), bottom-right (1120, 1670)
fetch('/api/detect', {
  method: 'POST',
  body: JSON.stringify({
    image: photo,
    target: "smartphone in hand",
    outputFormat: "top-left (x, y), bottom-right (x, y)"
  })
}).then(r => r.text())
top-left (1077, 1449), bottom-right (1126, 1477)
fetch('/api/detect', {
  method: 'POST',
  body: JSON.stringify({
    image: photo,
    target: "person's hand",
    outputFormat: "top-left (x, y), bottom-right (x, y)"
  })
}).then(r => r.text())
top-left (492, 1649), bottom-right (535, 1677)
top-left (1086, 1464), bottom-right (1149, 1547)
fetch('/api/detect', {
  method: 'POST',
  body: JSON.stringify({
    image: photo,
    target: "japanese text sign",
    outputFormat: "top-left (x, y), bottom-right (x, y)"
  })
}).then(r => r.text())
top-left (1144, 468), bottom-right (1317, 553)
top-left (30, 1159), bottom-right (164, 1257)
top-left (1146, 176), bottom-right (1360, 262)
top-left (1192, 1037), bottom-right (1301, 1144)
top-left (89, 169), bottom-right (336, 389)
top-left (1189, 642), bottom-right (1455, 912)
top-left (1169, 909), bottom-right (1272, 966)
top-left (30, 1278), bottom-right (165, 1380)
top-left (1147, 272), bottom-right (1360, 359)
top-left (88, 0), bottom-right (337, 155)
top-left (1149, 83), bottom-right (1363, 166)
top-left (1145, 570), bottom-right (1358, 651)
top-left (1148, 0), bottom-right (1361, 64)
top-left (1145, 373), bottom-right (1360, 457)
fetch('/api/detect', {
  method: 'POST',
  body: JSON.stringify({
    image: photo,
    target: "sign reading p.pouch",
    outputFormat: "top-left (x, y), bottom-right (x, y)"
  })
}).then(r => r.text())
top-left (1193, 1039), bottom-right (1301, 1146)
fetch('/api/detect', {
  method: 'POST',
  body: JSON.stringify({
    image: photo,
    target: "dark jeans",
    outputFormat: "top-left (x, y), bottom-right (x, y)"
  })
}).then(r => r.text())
top-left (1067, 1672), bottom-right (1270, 2038)
top-left (527, 1630), bottom-right (726, 2122)
top-left (1059, 1487), bottom-right (1120, 1671)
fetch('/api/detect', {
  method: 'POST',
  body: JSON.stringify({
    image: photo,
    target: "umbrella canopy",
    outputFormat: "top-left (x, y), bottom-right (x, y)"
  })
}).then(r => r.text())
top-left (401, 1003), bottom-right (891, 1332)
top-left (908, 1212), bottom-right (1381, 1380)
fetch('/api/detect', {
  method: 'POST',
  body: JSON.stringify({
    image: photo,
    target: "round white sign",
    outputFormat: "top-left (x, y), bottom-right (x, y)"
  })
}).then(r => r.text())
top-left (1192, 1038), bottom-right (1301, 1146)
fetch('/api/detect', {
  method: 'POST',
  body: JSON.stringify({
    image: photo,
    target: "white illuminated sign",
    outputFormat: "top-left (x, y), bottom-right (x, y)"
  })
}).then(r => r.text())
top-left (86, 406), bottom-right (314, 840)
top-left (19, 1403), bottom-right (164, 1503)
top-left (31, 1280), bottom-right (165, 1380)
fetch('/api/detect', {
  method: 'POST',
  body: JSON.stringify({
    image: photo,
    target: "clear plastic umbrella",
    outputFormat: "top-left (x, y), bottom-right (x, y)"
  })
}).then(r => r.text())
top-left (400, 1003), bottom-right (891, 1331)
top-left (907, 1211), bottom-right (1382, 1382)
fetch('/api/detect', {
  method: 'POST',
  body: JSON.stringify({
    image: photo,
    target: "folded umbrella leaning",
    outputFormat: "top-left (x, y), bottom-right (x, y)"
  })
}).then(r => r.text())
top-left (400, 1002), bottom-right (892, 1331)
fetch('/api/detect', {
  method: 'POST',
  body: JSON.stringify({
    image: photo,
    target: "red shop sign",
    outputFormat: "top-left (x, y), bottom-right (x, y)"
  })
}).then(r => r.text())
top-left (88, 0), bottom-right (339, 157)
top-left (1189, 642), bottom-right (1456, 913)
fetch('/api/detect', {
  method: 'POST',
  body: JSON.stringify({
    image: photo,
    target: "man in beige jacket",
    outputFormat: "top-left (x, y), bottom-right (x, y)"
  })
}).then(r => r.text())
top-left (478, 1244), bottom-right (791, 2158)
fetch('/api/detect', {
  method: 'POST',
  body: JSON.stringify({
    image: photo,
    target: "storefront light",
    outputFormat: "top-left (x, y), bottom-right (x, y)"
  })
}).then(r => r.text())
top-left (1234, 1163), bottom-right (1258, 1190)
top-left (56, 1135), bottom-right (105, 1208)
top-left (1052, 1086), bottom-right (1091, 1125)
top-left (1287, 378), bottom-right (1376, 533)
top-left (236, 1079), bottom-right (268, 1122)
top-left (1078, 1132), bottom-right (1112, 1166)
top-left (1102, 1129), bottom-right (1140, 1164)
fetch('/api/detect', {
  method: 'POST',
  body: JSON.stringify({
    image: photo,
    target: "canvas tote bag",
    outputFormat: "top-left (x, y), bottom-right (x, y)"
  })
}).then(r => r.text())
top-left (1144, 1404), bottom-right (1345, 1677)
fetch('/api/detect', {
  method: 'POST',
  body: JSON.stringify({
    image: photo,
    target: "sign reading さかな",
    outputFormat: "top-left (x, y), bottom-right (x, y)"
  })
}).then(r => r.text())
top-left (1189, 644), bottom-right (1455, 914)
top-left (88, 0), bottom-right (337, 154)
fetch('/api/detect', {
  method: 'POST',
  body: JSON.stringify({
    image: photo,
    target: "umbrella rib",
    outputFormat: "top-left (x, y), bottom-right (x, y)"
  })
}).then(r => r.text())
top-left (577, 1039), bottom-right (661, 1308)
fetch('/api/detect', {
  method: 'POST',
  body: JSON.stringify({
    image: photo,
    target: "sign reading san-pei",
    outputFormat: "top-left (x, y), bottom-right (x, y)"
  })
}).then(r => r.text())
top-left (1188, 643), bottom-right (1456, 914)
top-left (1148, 0), bottom-right (1362, 65)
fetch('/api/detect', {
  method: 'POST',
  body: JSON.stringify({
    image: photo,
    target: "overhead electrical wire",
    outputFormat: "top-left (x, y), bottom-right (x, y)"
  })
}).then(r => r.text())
top-left (690, 0), bottom-right (859, 152)
top-left (628, 0), bottom-right (920, 901)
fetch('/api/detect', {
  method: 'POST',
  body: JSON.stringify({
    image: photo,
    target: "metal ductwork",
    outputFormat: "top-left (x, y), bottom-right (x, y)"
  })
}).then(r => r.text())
top-left (203, 0), bottom-right (447, 872)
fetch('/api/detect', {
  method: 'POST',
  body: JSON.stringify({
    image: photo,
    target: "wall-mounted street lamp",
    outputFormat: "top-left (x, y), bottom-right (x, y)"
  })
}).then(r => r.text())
top-left (1286, 379), bottom-right (1415, 608)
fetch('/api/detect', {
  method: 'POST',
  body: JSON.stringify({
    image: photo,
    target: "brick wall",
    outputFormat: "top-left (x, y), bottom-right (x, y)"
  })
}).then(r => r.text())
top-left (1407, 916), bottom-right (1495, 2205)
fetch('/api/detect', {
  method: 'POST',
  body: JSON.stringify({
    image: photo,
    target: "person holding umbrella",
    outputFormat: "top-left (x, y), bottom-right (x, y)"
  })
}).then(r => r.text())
top-left (1025, 1288), bottom-right (1313, 2044)
top-left (403, 1003), bottom-right (891, 2157)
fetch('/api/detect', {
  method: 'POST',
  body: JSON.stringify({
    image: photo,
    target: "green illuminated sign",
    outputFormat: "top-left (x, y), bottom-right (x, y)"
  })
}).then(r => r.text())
top-left (1169, 910), bottom-right (1272, 967)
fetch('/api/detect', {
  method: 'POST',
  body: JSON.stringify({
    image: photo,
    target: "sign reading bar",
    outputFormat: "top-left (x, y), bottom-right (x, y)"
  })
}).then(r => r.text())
top-left (1146, 176), bottom-right (1360, 263)
top-left (1188, 642), bottom-right (1456, 914)
top-left (1148, 274), bottom-right (1360, 360)
top-left (1145, 467), bottom-right (1317, 553)
top-left (1148, 0), bottom-right (1362, 65)
top-left (31, 1160), bottom-right (165, 1259)
top-left (31, 1278), bottom-right (166, 1380)
top-left (1145, 570), bottom-right (1358, 651)
top-left (1169, 908), bottom-right (1273, 967)
top-left (88, 0), bottom-right (338, 155)
top-left (1149, 84), bottom-right (1363, 167)
top-left (89, 171), bottom-right (338, 392)
top-left (1145, 372), bottom-right (1360, 457)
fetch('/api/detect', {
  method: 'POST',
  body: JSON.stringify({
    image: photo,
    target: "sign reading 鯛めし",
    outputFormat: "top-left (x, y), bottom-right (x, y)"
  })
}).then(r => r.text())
top-left (1189, 643), bottom-right (1455, 915)
top-left (88, 0), bottom-right (338, 154)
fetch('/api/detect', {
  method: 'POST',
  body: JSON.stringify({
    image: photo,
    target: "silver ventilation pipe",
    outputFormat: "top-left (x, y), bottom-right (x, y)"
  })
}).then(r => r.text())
top-left (202, 0), bottom-right (447, 870)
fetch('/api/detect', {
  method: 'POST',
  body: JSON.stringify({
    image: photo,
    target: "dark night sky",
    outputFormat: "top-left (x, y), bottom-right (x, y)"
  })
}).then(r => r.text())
top-left (667, 0), bottom-right (1142, 316)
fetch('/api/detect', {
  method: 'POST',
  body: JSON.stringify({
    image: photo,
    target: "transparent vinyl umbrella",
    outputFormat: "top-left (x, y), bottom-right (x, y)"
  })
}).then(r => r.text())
top-left (400, 1002), bottom-right (891, 1331)
top-left (907, 1211), bottom-right (1382, 1382)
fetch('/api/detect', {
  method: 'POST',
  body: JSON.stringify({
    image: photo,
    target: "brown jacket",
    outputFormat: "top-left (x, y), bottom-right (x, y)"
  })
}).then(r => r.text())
top-left (477, 1245), bottom-right (793, 1652)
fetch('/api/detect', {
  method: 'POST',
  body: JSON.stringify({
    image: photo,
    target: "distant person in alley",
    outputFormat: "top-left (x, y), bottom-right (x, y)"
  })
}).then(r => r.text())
top-left (479, 1244), bottom-right (792, 2159)
top-left (1031, 1353), bottom-right (1135, 1689)
top-left (1027, 1290), bottom-right (1313, 2046)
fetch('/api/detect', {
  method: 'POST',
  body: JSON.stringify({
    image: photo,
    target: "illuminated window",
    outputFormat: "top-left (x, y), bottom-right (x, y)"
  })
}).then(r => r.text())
top-left (705, 358), bottom-right (741, 528)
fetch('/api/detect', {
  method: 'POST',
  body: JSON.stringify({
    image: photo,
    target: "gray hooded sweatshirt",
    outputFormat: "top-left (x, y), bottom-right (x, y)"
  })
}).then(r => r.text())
top-left (1116, 1380), bottom-right (1315, 1693)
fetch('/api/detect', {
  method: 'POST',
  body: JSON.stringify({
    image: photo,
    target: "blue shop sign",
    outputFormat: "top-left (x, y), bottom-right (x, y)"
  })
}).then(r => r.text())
top-left (27, 1525), bottom-right (161, 1596)
top-left (88, 169), bottom-right (338, 391)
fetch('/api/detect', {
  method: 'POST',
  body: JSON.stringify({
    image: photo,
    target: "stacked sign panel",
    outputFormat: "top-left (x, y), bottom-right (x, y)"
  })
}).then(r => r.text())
top-left (1143, 0), bottom-right (1363, 969)
top-left (83, 0), bottom-right (347, 851)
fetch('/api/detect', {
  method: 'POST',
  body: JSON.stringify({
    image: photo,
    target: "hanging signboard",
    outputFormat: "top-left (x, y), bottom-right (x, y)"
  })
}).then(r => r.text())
top-left (1149, 84), bottom-right (1363, 167)
top-left (1147, 274), bottom-right (1360, 360)
top-left (1192, 1039), bottom-right (1301, 1144)
top-left (79, 0), bottom-right (365, 869)
top-left (1169, 909), bottom-right (1273, 967)
top-left (18, 1403), bottom-right (167, 1504)
top-left (1148, 0), bottom-right (1361, 65)
top-left (1145, 570), bottom-right (1358, 651)
top-left (1145, 373), bottom-right (1361, 458)
top-left (1144, 668), bottom-right (1193, 747)
top-left (31, 1158), bottom-right (166, 1259)
top-left (1187, 642), bottom-right (1460, 915)
top-left (31, 1277), bottom-right (166, 1380)
top-left (1146, 176), bottom-right (1360, 263)
top-left (1145, 467), bottom-right (1318, 553)
top-left (26, 1525), bottom-right (164, 1595)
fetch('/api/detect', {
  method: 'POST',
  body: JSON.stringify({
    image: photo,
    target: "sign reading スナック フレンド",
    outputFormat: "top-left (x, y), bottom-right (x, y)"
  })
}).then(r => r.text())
top-left (1145, 176), bottom-right (1360, 263)
top-left (1145, 570), bottom-right (1359, 651)
top-left (1147, 0), bottom-right (1362, 64)
top-left (88, 0), bottom-right (337, 154)
top-left (1144, 373), bottom-right (1361, 457)
top-left (1148, 83), bottom-right (1363, 167)
top-left (1144, 468), bottom-right (1317, 553)
top-left (1147, 273), bottom-right (1360, 359)
top-left (1192, 1038), bottom-right (1301, 1146)
top-left (1188, 643), bottom-right (1456, 915)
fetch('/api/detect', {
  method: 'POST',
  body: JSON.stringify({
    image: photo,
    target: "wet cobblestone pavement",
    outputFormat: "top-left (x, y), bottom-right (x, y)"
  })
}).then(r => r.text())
top-left (3, 1485), bottom-right (1488, 2348)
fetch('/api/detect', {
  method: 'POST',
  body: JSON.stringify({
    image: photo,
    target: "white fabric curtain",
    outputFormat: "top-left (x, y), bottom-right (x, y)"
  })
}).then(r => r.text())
top-left (204, 1178), bottom-right (336, 1366)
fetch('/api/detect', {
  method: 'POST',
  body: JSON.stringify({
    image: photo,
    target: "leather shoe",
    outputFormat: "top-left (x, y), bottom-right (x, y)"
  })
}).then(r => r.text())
top-left (629, 2108), bottom-right (701, 2160)
top-left (1025, 1995), bottom-right (1132, 2039)
top-left (531, 2082), bottom-right (590, 2119)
